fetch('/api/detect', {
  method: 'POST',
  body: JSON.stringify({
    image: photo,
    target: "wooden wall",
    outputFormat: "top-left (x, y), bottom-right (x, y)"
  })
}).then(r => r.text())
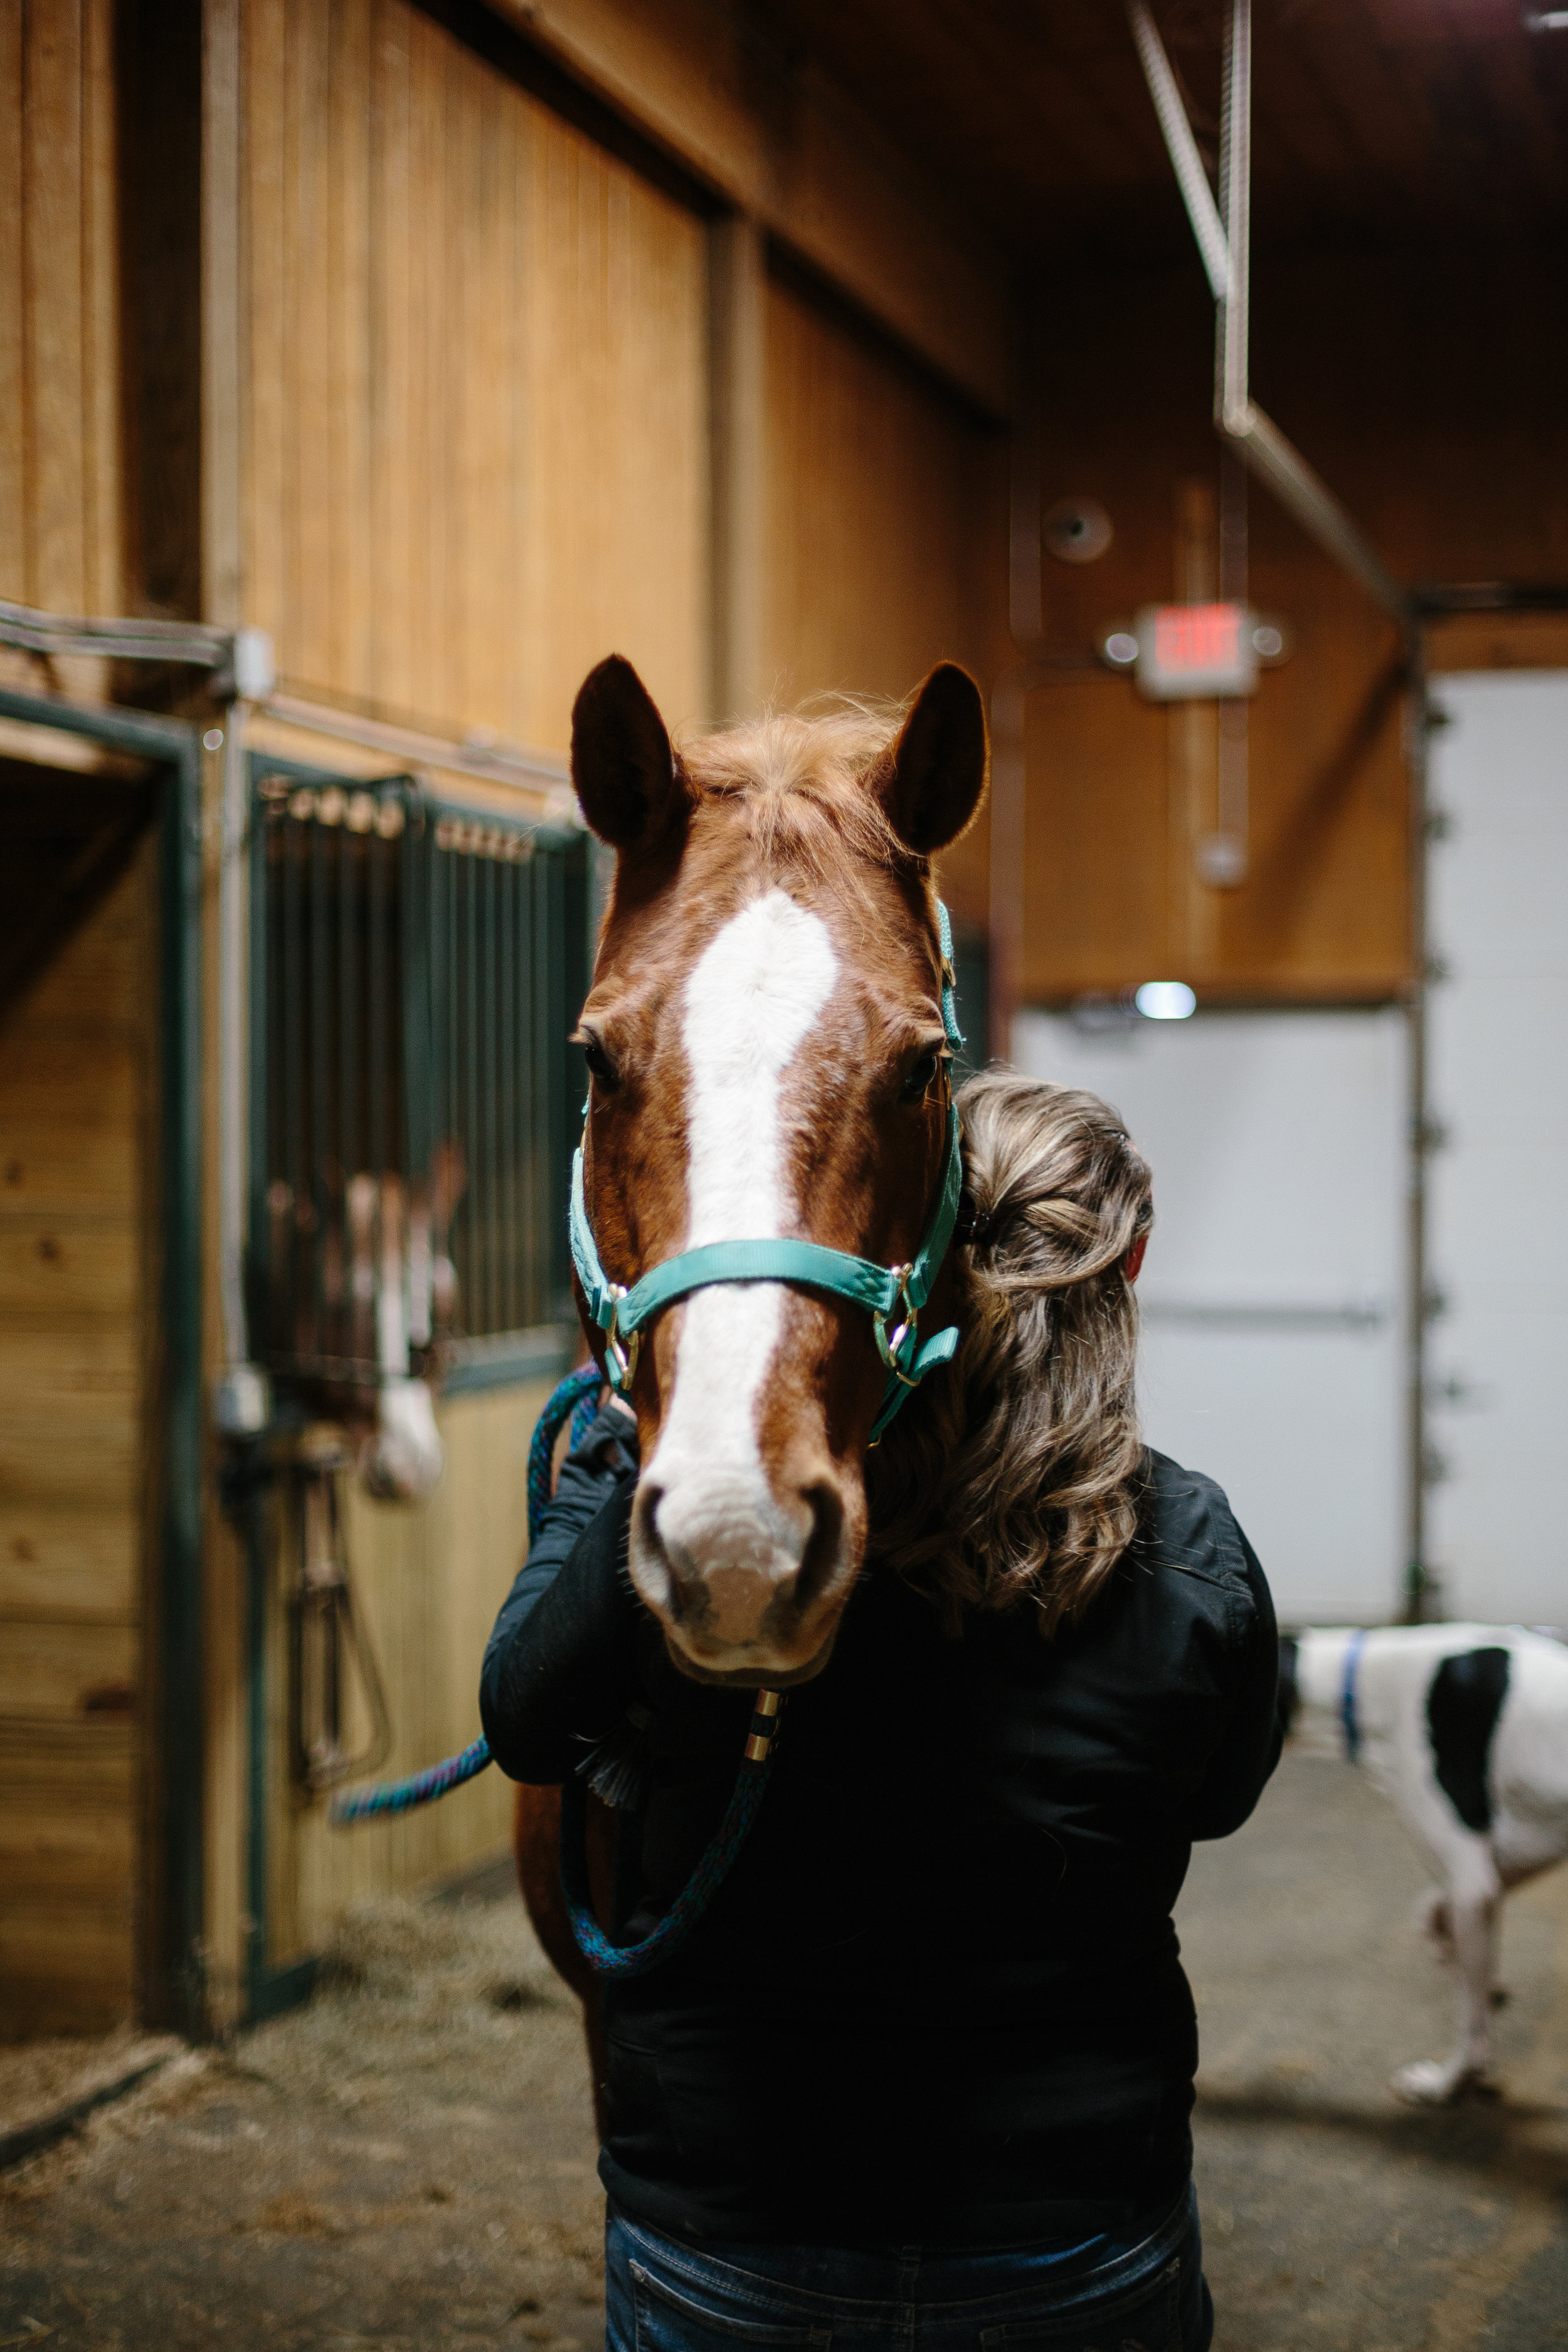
top-left (0, 0), bottom-right (122, 684)
top-left (216, 0), bottom-right (713, 1984)
top-left (762, 262), bottom-right (1010, 928)
top-left (1019, 238), bottom-right (1568, 1006)
top-left (482, 0), bottom-right (1012, 418)
top-left (260, 1381), bottom-right (554, 1964)
top-left (0, 832), bottom-right (157, 2037)
top-left (239, 0), bottom-right (711, 752)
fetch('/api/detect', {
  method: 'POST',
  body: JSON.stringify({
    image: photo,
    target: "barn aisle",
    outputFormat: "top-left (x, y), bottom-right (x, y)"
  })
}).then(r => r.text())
top-left (4, 1752), bottom-right (1567, 2349)
top-left (0, 1870), bottom-right (604, 2351)
top-left (1184, 1751), bottom-right (1568, 2349)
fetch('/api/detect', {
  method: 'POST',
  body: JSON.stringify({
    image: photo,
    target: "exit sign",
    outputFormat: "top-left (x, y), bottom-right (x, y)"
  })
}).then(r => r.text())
top-left (1135, 601), bottom-right (1257, 699)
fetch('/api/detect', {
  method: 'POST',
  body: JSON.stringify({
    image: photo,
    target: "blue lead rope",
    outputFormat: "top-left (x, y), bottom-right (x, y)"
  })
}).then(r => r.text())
top-left (329, 1732), bottom-right (495, 1821)
top-left (330, 1364), bottom-right (601, 1826)
top-left (560, 1689), bottom-right (785, 1978)
top-left (329, 1365), bottom-right (785, 1979)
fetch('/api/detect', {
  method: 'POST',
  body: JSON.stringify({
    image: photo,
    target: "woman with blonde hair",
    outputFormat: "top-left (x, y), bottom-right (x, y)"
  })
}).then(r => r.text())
top-left (483, 1071), bottom-right (1279, 2352)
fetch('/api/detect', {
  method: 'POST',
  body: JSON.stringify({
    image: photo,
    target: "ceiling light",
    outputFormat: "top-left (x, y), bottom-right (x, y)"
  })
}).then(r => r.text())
top-left (1135, 980), bottom-right (1197, 1020)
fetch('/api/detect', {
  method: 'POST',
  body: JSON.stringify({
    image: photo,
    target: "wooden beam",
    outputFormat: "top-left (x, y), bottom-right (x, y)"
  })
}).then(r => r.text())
top-left (480, 0), bottom-right (1010, 419)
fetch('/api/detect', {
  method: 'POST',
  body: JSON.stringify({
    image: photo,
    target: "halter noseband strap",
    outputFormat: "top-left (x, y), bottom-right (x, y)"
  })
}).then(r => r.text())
top-left (569, 901), bottom-right (967, 1441)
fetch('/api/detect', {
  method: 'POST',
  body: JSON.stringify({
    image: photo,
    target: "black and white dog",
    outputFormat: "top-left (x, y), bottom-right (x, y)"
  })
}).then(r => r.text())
top-left (1278, 1624), bottom-right (1568, 2104)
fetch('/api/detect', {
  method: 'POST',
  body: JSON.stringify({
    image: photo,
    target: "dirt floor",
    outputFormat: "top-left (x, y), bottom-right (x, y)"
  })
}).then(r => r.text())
top-left (0, 1865), bottom-right (603, 2352)
top-left (1184, 1751), bottom-right (1568, 2350)
top-left (3, 1749), bottom-right (1567, 2349)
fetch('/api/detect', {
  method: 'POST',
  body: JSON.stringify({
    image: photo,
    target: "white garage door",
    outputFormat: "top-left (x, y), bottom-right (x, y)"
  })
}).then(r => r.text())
top-left (1012, 1009), bottom-right (1409, 1626)
top-left (1426, 673), bottom-right (1568, 1628)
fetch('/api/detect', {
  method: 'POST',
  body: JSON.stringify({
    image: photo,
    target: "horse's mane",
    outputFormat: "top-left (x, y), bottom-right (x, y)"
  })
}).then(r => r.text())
top-left (675, 701), bottom-right (910, 889)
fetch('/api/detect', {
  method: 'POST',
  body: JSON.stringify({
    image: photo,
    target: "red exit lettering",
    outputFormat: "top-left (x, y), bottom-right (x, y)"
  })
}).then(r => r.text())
top-left (1153, 603), bottom-right (1242, 673)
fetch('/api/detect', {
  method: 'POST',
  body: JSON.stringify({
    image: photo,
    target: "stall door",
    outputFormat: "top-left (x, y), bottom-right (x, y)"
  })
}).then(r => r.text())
top-left (1426, 675), bottom-right (1568, 1628)
top-left (1014, 1009), bottom-right (1410, 1625)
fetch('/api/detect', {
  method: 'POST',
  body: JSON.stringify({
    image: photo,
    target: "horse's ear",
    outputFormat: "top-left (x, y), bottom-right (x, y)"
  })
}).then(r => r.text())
top-left (571, 655), bottom-right (692, 852)
top-left (867, 664), bottom-right (989, 856)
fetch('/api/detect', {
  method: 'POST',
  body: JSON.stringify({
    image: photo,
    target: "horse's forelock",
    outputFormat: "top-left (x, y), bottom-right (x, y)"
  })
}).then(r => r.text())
top-left (675, 709), bottom-right (913, 894)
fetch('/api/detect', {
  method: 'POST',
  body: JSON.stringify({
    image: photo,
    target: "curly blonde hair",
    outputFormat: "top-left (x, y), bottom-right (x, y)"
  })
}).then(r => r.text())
top-left (867, 1070), bottom-right (1154, 1634)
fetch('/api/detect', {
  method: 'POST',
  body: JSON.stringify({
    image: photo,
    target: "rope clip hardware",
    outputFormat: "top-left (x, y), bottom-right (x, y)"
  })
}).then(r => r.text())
top-left (872, 1263), bottom-right (920, 1387)
top-left (743, 1687), bottom-right (785, 1770)
top-left (603, 1285), bottom-right (640, 1392)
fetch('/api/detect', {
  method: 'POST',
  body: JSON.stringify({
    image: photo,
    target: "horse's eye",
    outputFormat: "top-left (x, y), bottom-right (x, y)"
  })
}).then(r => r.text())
top-left (901, 1052), bottom-right (941, 1102)
top-left (580, 1034), bottom-right (619, 1091)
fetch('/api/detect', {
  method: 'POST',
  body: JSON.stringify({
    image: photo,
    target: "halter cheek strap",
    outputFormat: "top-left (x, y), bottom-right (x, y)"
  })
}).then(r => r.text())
top-left (570, 901), bottom-right (967, 1441)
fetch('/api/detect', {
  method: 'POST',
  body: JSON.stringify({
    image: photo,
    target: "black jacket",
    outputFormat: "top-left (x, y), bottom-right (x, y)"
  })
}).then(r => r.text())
top-left (480, 1407), bottom-right (1280, 2250)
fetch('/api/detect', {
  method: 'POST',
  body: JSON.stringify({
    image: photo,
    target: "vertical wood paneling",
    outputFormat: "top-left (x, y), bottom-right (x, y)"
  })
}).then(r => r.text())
top-left (0, 1), bottom-right (119, 628)
top-left (0, 839), bottom-right (155, 2037)
top-left (235, 0), bottom-right (708, 1949)
top-left (762, 267), bottom-right (1008, 924)
top-left (265, 1380), bottom-right (548, 1961)
top-left (24, 1), bottom-right (87, 613)
top-left (369, 1), bottom-right (413, 706)
top-left (80, 0), bottom-right (118, 615)
top-left (765, 271), bottom-right (999, 703)
top-left (520, 112), bottom-right (708, 744)
top-left (240, 0), bottom-right (709, 748)
top-left (245, 0), bottom-right (289, 664)
top-left (0, 11), bottom-right (23, 589)
top-left (327, 0), bottom-right (373, 699)
top-left (287, 0), bottom-right (334, 686)
top-left (0, 1722), bottom-right (136, 2037)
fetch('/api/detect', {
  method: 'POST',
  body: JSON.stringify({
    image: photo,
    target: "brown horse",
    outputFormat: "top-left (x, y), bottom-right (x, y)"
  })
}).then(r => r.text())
top-left (512, 654), bottom-right (988, 2128)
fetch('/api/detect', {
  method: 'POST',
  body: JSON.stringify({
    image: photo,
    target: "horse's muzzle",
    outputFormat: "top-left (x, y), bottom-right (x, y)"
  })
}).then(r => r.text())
top-left (628, 1466), bottom-right (856, 1678)
top-left (659, 1629), bottom-right (840, 1690)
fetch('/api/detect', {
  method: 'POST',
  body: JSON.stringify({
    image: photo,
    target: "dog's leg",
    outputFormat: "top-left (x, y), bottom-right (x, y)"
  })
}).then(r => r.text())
top-left (1393, 1844), bottom-right (1501, 2104)
top-left (1415, 1882), bottom-right (1503, 1996)
top-left (1417, 1885), bottom-right (1453, 1962)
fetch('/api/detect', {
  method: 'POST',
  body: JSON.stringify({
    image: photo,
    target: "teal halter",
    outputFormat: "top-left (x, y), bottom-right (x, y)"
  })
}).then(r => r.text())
top-left (569, 901), bottom-right (967, 1442)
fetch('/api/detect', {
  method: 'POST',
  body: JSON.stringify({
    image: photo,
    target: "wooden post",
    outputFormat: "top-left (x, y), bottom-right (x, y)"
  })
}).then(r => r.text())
top-left (203, 0), bottom-right (244, 629)
top-left (201, 0), bottom-right (248, 2033)
top-left (708, 213), bottom-right (765, 724)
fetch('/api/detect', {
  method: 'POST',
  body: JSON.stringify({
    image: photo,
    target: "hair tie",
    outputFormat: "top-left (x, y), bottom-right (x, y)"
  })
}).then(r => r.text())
top-left (955, 1192), bottom-right (992, 1247)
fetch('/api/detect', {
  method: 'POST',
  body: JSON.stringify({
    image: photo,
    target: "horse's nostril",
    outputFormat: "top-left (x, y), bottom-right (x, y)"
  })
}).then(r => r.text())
top-left (793, 1481), bottom-right (844, 1619)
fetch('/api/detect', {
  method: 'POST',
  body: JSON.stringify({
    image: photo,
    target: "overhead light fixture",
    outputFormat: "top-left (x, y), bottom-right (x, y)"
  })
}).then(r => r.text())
top-left (1523, 6), bottom-right (1568, 29)
top-left (1135, 980), bottom-right (1197, 1020)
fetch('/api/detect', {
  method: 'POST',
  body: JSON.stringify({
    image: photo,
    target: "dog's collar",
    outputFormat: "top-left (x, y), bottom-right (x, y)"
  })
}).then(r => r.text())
top-left (1340, 1628), bottom-right (1368, 1763)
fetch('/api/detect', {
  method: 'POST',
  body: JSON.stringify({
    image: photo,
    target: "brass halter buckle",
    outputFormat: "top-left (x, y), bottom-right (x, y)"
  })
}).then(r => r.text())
top-left (872, 1263), bottom-right (920, 1388)
top-left (603, 1286), bottom-right (641, 1392)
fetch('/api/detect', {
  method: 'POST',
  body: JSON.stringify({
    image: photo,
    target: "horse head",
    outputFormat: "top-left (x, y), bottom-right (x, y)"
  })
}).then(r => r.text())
top-left (568, 655), bottom-right (988, 1688)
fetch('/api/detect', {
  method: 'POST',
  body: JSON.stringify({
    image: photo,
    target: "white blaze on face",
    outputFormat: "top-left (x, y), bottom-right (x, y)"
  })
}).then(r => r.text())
top-left (643, 889), bottom-right (839, 1633)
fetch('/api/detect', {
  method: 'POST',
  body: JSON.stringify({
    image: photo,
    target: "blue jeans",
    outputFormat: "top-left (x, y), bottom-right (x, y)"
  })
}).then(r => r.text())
top-left (605, 2183), bottom-right (1212, 2351)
